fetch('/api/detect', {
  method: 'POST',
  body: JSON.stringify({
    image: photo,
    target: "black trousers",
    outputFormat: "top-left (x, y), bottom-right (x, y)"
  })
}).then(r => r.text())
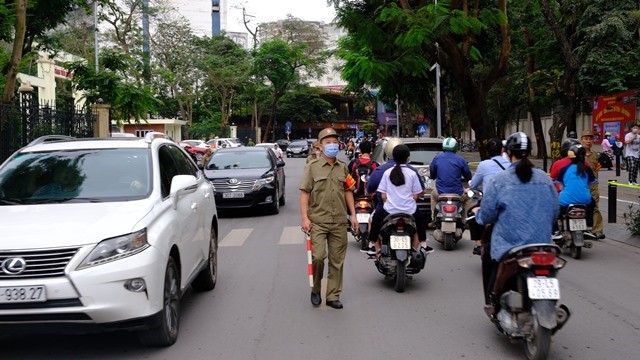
top-left (368, 207), bottom-right (427, 243)
top-left (552, 198), bottom-right (595, 232)
top-left (482, 242), bottom-right (500, 305)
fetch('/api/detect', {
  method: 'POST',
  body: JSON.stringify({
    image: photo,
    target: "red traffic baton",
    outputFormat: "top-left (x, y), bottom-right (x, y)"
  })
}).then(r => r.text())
top-left (304, 231), bottom-right (313, 288)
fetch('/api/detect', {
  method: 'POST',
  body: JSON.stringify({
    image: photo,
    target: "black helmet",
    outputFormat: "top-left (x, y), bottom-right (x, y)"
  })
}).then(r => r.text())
top-left (567, 144), bottom-right (586, 159)
top-left (505, 132), bottom-right (532, 156)
top-left (560, 138), bottom-right (581, 158)
top-left (567, 130), bottom-right (577, 139)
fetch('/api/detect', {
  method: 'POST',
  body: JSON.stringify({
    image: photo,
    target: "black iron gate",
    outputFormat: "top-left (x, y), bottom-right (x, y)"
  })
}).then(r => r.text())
top-left (0, 92), bottom-right (95, 163)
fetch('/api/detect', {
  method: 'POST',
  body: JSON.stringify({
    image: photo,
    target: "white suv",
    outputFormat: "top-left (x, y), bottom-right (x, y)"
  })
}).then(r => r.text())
top-left (0, 133), bottom-right (218, 346)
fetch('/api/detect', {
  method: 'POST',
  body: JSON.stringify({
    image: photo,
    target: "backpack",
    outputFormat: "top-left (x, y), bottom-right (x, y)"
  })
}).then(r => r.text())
top-left (351, 158), bottom-right (374, 197)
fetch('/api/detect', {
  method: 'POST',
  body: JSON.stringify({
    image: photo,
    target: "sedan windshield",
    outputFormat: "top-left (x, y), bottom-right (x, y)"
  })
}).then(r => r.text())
top-left (0, 149), bottom-right (151, 204)
top-left (290, 141), bottom-right (307, 147)
top-left (207, 151), bottom-right (271, 170)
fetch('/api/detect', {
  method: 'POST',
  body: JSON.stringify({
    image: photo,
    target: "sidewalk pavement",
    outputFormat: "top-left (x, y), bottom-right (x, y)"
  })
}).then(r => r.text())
top-left (460, 152), bottom-right (640, 249)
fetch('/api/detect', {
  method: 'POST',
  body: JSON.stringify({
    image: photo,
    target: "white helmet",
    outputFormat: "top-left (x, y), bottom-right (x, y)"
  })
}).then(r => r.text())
top-left (385, 138), bottom-right (403, 158)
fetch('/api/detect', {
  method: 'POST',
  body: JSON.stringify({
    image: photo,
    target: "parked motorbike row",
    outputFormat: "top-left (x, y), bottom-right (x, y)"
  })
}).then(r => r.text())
top-left (349, 188), bottom-right (575, 360)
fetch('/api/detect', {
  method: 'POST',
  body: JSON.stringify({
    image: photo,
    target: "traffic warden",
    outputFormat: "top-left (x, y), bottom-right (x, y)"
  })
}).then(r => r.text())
top-left (300, 128), bottom-right (358, 309)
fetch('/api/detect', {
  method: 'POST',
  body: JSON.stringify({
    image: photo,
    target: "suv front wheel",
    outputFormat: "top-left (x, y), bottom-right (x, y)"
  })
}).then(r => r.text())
top-left (138, 257), bottom-right (180, 347)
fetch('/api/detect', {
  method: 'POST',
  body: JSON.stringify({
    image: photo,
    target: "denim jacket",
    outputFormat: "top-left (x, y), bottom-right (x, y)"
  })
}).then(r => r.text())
top-left (477, 163), bottom-right (559, 261)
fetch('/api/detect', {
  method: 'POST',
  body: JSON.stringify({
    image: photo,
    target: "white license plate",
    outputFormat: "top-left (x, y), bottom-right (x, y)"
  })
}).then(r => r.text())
top-left (390, 235), bottom-right (411, 250)
top-left (441, 222), bottom-right (456, 232)
top-left (223, 192), bottom-right (244, 199)
top-left (527, 278), bottom-right (560, 300)
top-left (356, 213), bottom-right (370, 223)
top-left (0, 286), bottom-right (46, 303)
top-left (569, 219), bottom-right (587, 231)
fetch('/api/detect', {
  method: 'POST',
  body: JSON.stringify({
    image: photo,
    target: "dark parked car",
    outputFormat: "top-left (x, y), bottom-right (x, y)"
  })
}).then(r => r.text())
top-left (203, 147), bottom-right (285, 214)
top-left (286, 140), bottom-right (310, 158)
top-left (371, 137), bottom-right (443, 221)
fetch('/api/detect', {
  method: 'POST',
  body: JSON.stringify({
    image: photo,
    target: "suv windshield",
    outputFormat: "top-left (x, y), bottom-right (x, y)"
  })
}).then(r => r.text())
top-left (207, 151), bottom-right (271, 170)
top-left (407, 144), bottom-right (442, 165)
top-left (290, 140), bottom-right (307, 146)
top-left (0, 149), bottom-right (151, 204)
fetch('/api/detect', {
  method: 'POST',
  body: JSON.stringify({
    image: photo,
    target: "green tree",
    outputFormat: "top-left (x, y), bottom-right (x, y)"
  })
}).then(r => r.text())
top-left (331, 0), bottom-right (511, 157)
top-left (276, 85), bottom-right (336, 125)
top-left (253, 39), bottom-right (310, 143)
top-left (1, 0), bottom-right (92, 103)
top-left (196, 35), bottom-right (251, 137)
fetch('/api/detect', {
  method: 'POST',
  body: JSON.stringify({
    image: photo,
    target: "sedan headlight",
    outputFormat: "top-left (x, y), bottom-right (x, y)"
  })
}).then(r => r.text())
top-left (252, 176), bottom-right (275, 191)
top-left (77, 229), bottom-right (150, 269)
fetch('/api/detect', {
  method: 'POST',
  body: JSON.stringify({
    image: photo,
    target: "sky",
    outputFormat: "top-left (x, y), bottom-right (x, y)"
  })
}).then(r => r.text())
top-left (226, 0), bottom-right (337, 32)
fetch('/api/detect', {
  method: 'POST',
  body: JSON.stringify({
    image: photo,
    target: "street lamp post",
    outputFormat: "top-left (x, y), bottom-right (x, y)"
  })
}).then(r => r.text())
top-left (430, 63), bottom-right (442, 138)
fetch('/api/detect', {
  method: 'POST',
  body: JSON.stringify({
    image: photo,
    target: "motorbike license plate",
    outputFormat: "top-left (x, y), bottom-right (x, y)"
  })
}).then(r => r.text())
top-left (356, 213), bottom-right (370, 223)
top-left (441, 222), bottom-right (456, 233)
top-left (223, 192), bottom-right (244, 199)
top-left (0, 286), bottom-right (46, 303)
top-left (569, 219), bottom-right (587, 231)
top-left (390, 235), bottom-right (411, 250)
top-left (527, 278), bottom-right (560, 300)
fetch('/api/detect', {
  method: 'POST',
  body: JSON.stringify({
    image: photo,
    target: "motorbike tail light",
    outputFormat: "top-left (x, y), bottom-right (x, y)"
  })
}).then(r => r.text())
top-left (442, 205), bottom-right (457, 213)
top-left (534, 269), bottom-right (550, 276)
top-left (396, 217), bottom-right (405, 231)
top-left (530, 252), bottom-right (556, 266)
top-left (357, 200), bottom-right (369, 208)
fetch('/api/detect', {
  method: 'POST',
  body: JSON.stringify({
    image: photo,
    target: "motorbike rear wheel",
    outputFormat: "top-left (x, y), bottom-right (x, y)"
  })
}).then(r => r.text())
top-left (360, 231), bottom-right (369, 250)
top-left (524, 318), bottom-right (551, 360)
top-left (570, 244), bottom-right (582, 259)
top-left (443, 233), bottom-right (455, 251)
top-left (394, 261), bottom-right (406, 293)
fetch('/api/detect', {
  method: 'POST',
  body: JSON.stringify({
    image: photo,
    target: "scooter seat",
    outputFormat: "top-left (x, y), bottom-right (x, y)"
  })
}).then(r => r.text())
top-left (438, 193), bottom-right (462, 202)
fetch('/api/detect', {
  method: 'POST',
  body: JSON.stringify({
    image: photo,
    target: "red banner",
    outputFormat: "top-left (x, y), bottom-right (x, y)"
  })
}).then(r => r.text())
top-left (592, 91), bottom-right (637, 144)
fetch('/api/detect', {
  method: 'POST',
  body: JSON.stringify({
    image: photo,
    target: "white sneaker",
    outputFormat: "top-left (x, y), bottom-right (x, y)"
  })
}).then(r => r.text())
top-left (551, 231), bottom-right (563, 240)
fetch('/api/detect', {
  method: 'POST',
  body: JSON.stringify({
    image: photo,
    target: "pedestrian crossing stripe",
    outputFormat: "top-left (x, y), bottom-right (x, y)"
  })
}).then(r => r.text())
top-left (219, 228), bottom-right (254, 247)
top-left (278, 226), bottom-right (305, 245)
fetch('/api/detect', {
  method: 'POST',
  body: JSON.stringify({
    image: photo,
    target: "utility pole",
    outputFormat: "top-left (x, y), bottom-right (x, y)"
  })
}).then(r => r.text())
top-left (142, 0), bottom-right (150, 82)
top-left (212, 0), bottom-right (221, 36)
top-left (396, 95), bottom-right (400, 137)
top-left (431, 0), bottom-right (442, 138)
top-left (94, 1), bottom-right (99, 73)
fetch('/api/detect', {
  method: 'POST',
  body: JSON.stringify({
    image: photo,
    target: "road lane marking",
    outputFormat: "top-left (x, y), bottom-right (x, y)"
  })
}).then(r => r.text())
top-left (600, 196), bottom-right (639, 206)
top-left (279, 226), bottom-right (305, 245)
top-left (220, 228), bottom-right (253, 247)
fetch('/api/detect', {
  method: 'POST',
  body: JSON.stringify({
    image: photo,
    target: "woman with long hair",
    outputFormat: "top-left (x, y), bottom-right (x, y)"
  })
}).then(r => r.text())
top-left (476, 132), bottom-right (559, 316)
top-left (376, 144), bottom-right (425, 253)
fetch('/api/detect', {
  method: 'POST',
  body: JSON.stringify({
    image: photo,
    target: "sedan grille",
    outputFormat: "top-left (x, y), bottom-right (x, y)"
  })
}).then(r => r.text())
top-left (0, 247), bottom-right (80, 279)
top-left (209, 179), bottom-right (254, 192)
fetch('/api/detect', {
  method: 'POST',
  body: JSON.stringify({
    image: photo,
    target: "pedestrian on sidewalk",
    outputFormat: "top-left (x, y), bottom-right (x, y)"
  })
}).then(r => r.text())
top-left (581, 130), bottom-right (605, 239)
top-left (624, 124), bottom-right (640, 185)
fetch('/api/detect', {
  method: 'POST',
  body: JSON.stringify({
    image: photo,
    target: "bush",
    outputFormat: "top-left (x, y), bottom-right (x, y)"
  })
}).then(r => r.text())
top-left (623, 204), bottom-right (640, 236)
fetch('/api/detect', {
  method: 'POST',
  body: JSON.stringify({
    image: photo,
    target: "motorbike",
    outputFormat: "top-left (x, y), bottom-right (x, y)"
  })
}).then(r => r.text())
top-left (375, 213), bottom-right (427, 292)
top-left (351, 196), bottom-right (374, 251)
top-left (488, 243), bottom-right (571, 360)
top-left (432, 193), bottom-right (466, 250)
top-left (554, 204), bottom-right (593, 259)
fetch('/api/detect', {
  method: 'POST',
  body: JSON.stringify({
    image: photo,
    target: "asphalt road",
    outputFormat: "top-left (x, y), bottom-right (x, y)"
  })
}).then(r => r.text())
top-left (3, 152), bottom-right (639, 360)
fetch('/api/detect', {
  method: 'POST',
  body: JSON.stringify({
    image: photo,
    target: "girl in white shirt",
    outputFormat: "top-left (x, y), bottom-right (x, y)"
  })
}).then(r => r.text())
top-left (377, 144), bottom-right (424, 251)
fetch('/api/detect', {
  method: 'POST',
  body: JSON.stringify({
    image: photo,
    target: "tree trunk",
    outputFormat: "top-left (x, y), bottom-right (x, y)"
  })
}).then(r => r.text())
top-left (2, 0), bottom-right (28, 104)
top-left (262, 98), bottom-right (278, 143)
top-left (460, 84), bottom-right (494, 159)
top-left (522, 24), bottom-right (547, 160)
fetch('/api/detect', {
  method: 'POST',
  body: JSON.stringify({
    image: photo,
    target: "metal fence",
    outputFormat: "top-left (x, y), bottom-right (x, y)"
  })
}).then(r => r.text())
top-left (0, 92), bottom-right (95, 163)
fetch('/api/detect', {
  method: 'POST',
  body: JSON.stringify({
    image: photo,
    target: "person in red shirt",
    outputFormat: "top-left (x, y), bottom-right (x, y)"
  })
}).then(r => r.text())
top-left (347, 140), bottom-right (378, 197)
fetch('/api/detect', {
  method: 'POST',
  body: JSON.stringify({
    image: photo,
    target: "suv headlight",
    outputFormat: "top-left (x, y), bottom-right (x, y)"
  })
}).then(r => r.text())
top-left (252, 176), bottom-right (275, 191)
top-left (77, 229), bottom-right (150, 269)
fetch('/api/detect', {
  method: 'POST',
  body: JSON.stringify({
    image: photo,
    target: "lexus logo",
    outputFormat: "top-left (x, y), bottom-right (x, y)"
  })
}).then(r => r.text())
top-left (228, 178), bottom-right (239, 185)
top-left (2, 257), bottom-right (27, 275)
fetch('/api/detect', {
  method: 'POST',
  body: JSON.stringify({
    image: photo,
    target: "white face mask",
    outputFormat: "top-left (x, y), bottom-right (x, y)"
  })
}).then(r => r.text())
top-left (633, 128), bottom-right (639, 134)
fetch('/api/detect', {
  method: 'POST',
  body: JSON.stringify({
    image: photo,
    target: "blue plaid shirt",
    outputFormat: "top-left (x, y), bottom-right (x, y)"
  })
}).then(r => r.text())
top-left (477, 162), bottom-right (559, 261)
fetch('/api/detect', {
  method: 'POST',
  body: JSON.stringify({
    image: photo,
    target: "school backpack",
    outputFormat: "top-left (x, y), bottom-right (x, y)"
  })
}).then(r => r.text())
top-left (351, 158), bottom-right (374, 197)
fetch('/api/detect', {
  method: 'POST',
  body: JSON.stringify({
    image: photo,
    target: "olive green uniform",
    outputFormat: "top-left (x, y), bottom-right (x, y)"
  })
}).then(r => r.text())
top-left (586, 150), bottom-right (603, 233)
top-left (300, 157), bottom-right (354, 301)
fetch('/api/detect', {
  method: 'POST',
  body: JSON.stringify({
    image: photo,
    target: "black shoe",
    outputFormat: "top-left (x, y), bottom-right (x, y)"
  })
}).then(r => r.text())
top-left (595, 231), bottom-right (605, 239)
top-left (421, 245), bottom-right (435, 255)
top-left (360, 245), bottom-right (373, 254)
top-left (473, 245), bottom-right (482, 256)
top-left (310, 292), bottom-right (321, 306)
top-left (584, 231), bottom-right (598, 239)
top-left (326, 300), bottom-right (343, 309)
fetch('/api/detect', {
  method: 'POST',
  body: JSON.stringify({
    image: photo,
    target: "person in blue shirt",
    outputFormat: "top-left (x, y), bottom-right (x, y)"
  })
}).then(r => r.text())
top-left (552, 144), bottom-right (597, 238)
top-left (475, 132), bottom-right (559, 316)
top-left (465, 138), bottom-right (510, 255)
top-left (365, 138), bottom-right (432, 254)
top-left (429, 137), bottom-right (472, 226)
